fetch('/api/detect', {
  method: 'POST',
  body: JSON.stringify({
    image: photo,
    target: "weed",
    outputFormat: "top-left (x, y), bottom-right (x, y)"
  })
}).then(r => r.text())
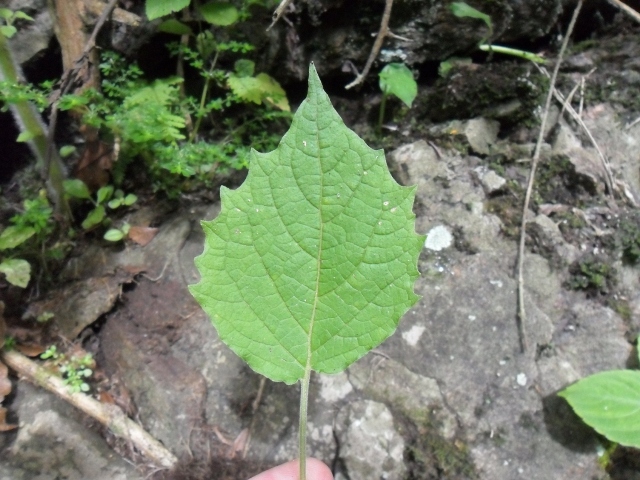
top-left (64, 179), bottom-right (137, 238)
top-left (0, 191), bottom-right (55, 287)
top-left (41, 345), bottom-right (95, 393)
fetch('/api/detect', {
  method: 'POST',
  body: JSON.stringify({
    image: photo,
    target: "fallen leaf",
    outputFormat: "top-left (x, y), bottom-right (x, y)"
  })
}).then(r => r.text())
top-left (74, 138), bottom-right (114, 191)
top-left (15, 343), bottom-right (46, 357)
top-left (128, 226), bottom-right (159, 246)
top-left (0, 406), bottom-right (18, 432)
top-left (0, 361), bottom-right (10, 398)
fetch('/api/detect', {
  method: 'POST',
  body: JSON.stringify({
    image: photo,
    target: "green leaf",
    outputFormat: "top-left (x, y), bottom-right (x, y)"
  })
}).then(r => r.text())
top-left (13, 11), bottom-right (34, 22)
top-left (198, 2), bottom-right (239, 26)
top-left (379, 63), bottom-right (417, 108)
top-left (450, 2), bottom-right (493, 32)
top-left (0, 225), bottom-right (36, 250)
top-left (0, 8), bottom-right (12, 20)
top-left (0, 258), bottom-right (31, 288)
top-left (81, 205), bottom-right (106, 230)
top-left (97, 185), bottom-right (114, 205)
top-left (145, 0), bottom-right (190, 20)
top-left (158, 18), bottom-right (193, 35)
top-left (123, 193), bottom-right (138, 206)
top-left (16, 131), bottom-right (36, 142)
top-left (190, 63), bottom-right (424, 385)
top-left (227, 72), bottom-right (290, 111)
top-left (559, 370), bottom-right (640, 448)
top-left (0, 25), bottom-right (17, 38)
top-left (234, 59), bottom-right (255, 77)
top-left (59, 145), bottom-right (77, 158)
top-left (103, 228), bottom-right (125, 242)
top-left (63, 179), bottom-right (91, 200)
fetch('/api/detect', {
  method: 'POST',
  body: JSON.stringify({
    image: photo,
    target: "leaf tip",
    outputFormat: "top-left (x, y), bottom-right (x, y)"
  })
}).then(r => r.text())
top-left (308, 62), bottom-right (323, 94)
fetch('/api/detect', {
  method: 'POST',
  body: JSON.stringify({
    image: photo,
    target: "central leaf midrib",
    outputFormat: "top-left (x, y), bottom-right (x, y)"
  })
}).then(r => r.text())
top-left (306, 123), bottom-right (323, 372)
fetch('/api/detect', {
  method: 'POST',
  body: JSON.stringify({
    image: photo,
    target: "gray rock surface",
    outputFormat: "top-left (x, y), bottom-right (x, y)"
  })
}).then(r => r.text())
top-left (0, 382), bottom-right (141, 480)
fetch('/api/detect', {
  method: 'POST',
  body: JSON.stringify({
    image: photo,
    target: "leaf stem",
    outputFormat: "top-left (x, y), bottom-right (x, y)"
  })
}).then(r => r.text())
top-left (298, 365), bottom-right (311, 480)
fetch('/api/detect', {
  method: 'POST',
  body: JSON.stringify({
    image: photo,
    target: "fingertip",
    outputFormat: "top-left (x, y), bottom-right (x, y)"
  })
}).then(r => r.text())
top-left (248, 458), bottom-right (333, 480)
top-left (307, 458), bottom-right (334, 480)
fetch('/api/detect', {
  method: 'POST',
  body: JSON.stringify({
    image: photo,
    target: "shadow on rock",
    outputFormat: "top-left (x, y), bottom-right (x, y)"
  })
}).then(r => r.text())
top-left (542, 394), bottom-right (599, 453)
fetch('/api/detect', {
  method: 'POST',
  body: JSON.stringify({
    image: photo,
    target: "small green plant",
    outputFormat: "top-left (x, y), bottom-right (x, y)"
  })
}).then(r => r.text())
top-left (0, 7), bottom-right (33, 38)
top-left (41, 345), bottom-right (95, 393)
top-left (567, 257), bottom-right (616, 297)
top-left (0, 9), bottom-right (71, 220)
top-left (377, 62), bottom-right (417, 135)
top-left (63, 179), bottom-right (137, 232)
top-left (560, 348), bottom-right (640, 449)
top-left (0, 191), bottom-right (54, 288)
top-left (189, 64), bottom-right (424, 480)
top-left (440, 2), bottom-right (546, 78)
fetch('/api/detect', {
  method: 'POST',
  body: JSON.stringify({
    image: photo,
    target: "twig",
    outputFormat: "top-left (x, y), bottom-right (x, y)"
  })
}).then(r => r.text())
top-left (515, 0), bottom-right (583, 354)
top-left (626, 115), bottom-right (640, 130)
top-left (345, 0), bottom-right (396, 90)
top-left (267, 0), bottom-right (295, 31)
top-left (0, 349), bottom-right (178, 469)
top-left (606, 0), bottom-right (640, 23)
top-left (533, 63), bottom-right (615, 195)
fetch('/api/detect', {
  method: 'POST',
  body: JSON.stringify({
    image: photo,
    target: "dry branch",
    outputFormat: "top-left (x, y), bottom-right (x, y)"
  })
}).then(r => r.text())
top-left (515, 0), bottom-right (584, 353)
top-left (267, 0), bottom-right (295, 31)
top-left (606, 0), bottom-right (640, 23)
top-left (345, 0), bottom-right (397, 90)
top-left (0, 349), bottom-right (178, 470)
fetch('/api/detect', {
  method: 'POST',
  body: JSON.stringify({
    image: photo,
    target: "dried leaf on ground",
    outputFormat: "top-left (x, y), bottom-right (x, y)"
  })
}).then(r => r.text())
top-left (0, 360), bottom-right (17, 431)
top-left (128, 226), bottom-right (159, 246)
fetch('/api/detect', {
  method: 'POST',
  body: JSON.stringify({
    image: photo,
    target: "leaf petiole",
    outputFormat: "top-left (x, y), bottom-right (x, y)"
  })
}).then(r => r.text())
top-left (479, 44), bottom-right (546, 64)
top-left (298, 365), bottom-right (311, 480)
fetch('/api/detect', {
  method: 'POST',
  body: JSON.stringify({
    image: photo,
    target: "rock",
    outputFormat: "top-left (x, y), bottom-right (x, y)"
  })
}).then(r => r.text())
top-left (335, 400), bottom-right (406, 480)
top-left (472, 165), bottom-right (507, 194)
top-left (6, 0), bottom-right (53, 66)
top-left (528, 214), bottom-right (580, 265)
top-left (348, 356), bottom-right (458, 440)
top-left (464, 118), bottom-right (500, 155)
top-left (259, 0), bottom-right (562, 82)
top-left (22, 271), bottom-right (135, 338)
top-left (0, 382), bottom-right (141, 480)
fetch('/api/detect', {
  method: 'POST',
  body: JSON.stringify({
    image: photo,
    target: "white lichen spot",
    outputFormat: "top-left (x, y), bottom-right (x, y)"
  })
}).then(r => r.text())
top-left (516, 373), bottom-right (527, 386)
top-left (378, 221), bottom-right (382, 225)
top-left (247, 198), bottom-right (252, 202)
top-left (234, 229), bottom-right (240, 234)
top-left (256, 208), bottom-right (259, 212)
top-left (489, 279), bottom-right (503, 288)
top-left (390, 207), bottom-right (397, 213)
top-left (425, 225), bottom-right (453, 251)
top-left (363, 171), bottom-right (368, 175)
top-left (319, 372), bottom-right (353, 402)
top-left (235, 208), bottom-right (241, 212)
top-left (468, 315), bottom-right (476, 321)
top-left (402, 325), bottom-right (425, 347)
top-left (383, 201), bottom-right (389, 206)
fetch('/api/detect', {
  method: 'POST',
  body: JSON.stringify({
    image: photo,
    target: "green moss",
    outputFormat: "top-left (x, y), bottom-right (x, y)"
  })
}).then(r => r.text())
top-left (617, 211), bottom-right (640, 265)
top-left (407, 426), bottom-right (477, 479)
top-left (567, 255), bottom-right (617, 297)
